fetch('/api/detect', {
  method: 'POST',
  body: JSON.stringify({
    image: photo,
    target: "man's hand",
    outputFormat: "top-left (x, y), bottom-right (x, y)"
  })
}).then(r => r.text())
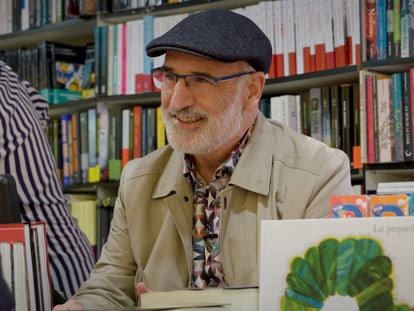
top-left (136, 282), bottom-right (151, 295)
top-left (52, 299), bottom-right (84, 310)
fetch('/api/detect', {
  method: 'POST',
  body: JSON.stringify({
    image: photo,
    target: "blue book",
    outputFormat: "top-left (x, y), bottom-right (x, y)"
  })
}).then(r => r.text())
top-left (376, 0), bottom-right (388, 59)
top-left (143, 15), bottom-right (154, 75)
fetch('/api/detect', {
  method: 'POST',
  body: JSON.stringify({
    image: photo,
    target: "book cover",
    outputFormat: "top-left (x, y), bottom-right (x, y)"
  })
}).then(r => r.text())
top-left (259, 217), bottom-right (414, 310)
top-left (330, 194), bottom-right (369, 218)
top-left (370, 194), bottom-right (410, 216)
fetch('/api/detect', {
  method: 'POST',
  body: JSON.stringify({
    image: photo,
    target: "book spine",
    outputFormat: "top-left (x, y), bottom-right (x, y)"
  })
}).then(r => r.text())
top-left (80, 111), bottom-right (89, 184)
top-left (321, 86), bottom-right (332, 146)
top-left (133, 106), bottom-right (142, 159)
top-left (121, 108), bottom-right (131, 168)
top-left (376, 0), bottom-right (388, 59)
top-left (391, 72), bottom-right (404, 161)
top-left (401, 0), bottom-right (409, 57)
top-left (365, 75), bottom-right (376, 163)
top-left (309, 87), bottom-right (322, 141)
top-left (402, 71), bottom-right (413, 160)
top-left (60, 114), bottom-right (71, 186)
top-left (366, 0), bottom-right (378, 60)
top-left (393, 0), bottom-right (402, 57)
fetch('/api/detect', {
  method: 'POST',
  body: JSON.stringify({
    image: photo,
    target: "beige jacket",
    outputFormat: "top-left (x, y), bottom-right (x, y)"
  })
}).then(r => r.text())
top-left (73, 112), bottom-right (353, 308)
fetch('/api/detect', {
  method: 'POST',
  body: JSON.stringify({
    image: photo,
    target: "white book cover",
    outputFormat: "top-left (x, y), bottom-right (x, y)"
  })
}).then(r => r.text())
top-left (259, 217), bottom-right (414, 311)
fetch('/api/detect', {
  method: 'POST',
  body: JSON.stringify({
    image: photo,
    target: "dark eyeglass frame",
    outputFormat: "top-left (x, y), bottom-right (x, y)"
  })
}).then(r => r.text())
top-left (151, 67), bottom-right (255, 88)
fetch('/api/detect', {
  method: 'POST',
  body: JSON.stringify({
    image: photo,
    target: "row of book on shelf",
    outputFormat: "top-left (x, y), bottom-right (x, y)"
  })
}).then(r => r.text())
top-left (48, 105), bottom-right (166, 186)
top-left (360, 68), bottom-right (414, 164)
top-left (1, 0), bottom-right (362, 103)
top-left (47, 76), bottom-right (414, 188)
top-left (91, 0), bottom-right (361, 98)
top-left (0, 40), bottom-right (95, 104)
top-left (261, 82), bottom-right (362, 170)
top-left (0, 0), bottom-right (96, 35)
top-left (364, 0), bottom-right (414, 61)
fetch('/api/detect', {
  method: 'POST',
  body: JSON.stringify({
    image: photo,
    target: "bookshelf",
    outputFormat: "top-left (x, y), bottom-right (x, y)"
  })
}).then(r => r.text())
top-left (2, 0), bottom-right (414, 253)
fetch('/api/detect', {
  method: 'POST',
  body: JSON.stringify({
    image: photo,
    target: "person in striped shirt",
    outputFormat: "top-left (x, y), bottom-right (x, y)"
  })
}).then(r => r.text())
top-left (0, 60), bottom-right (95, 300)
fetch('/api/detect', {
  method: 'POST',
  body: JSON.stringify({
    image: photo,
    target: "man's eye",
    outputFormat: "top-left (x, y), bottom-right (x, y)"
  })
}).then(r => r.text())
top-left (192, 76), bottom-right (213, 84)
top-left (164, 72), bottom-right (176, 82)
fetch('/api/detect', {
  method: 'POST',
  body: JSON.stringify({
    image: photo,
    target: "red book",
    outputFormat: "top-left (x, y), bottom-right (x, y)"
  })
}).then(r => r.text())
top-left (366, 0), bottom-right (377, 60)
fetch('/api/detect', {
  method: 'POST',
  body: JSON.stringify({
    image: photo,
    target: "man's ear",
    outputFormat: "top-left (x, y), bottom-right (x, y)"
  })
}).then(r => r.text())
top-left (244, 72), bottom-right (266, 109)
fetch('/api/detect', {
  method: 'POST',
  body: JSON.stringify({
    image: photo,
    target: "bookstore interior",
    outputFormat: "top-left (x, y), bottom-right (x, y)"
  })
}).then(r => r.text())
top-left (1, 0), bottom-right (414, 310)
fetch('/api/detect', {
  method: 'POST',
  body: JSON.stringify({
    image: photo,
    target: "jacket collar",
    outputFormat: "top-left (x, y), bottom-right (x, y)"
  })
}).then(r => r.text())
top-left (153, 112), bottom-right (274, 199)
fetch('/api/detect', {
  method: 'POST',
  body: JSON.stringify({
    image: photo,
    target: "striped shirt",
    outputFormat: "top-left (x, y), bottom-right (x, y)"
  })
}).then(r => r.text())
top-left (0, 61), bottom-right (94, 298)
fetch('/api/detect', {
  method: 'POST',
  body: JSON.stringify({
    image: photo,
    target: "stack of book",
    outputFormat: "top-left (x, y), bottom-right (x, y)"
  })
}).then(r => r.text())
top-left (0, 222), bottom-right (52, 311)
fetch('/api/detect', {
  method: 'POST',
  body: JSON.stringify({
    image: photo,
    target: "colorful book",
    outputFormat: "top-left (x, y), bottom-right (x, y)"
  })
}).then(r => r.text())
top-left (330, 194), bottom-right (370, 218)
top-left (260, 217), bottom-right (414, 310)
top-left (370, 194), bottom-right (409, 216)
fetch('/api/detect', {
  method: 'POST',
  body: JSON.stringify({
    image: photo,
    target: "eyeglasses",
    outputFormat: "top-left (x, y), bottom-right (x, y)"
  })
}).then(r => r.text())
top-left (151, 67), bottom-right (255, 95)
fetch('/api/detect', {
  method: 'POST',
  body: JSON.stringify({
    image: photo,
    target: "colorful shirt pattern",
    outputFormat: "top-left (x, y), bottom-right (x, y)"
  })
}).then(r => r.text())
top-left (184, 128), bottom-right (252, 288)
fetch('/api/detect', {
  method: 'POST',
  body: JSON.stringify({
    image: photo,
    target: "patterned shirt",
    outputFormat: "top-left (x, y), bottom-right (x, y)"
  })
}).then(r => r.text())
top-left (184, 128), bottom-right (252, 288)
top-left (0, 61), bottom-right (94, 298)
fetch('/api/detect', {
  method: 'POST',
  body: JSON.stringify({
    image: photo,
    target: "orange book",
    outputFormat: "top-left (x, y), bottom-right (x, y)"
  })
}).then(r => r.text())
top-left (315, 43), bottom-right (326, 71)
top-left (330, 195), bottom-right (369, 218)
top-left (303, 47), bottom-right (311, 73)
top-left (370, 194), bottom-right (410, 217)
top-left (274, 54), bottom-right (284, 78)
top-left (288, 52), bottom-right (297, 76)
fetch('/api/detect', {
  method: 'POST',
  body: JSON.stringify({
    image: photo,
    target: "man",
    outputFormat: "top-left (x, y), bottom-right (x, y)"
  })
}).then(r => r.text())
top-left (0, 60), bottom-right (95, 300)
top-left (54, 9), bottom-right (353, 310)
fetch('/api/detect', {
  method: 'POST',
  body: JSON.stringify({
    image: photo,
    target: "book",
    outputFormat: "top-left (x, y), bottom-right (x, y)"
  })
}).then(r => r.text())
top-left (402, 71), bottom-right (413, 161)
top-left (365, 0), bottom-right (378, 60)
top-left (370, 194), bottom-right (410, 216)
top-left (330, 194), bottom-right (369, 218)
top-left (391, 72), bottom-right (404, 162)
top-left (0, 222), bottom-right (52, 311)
top-left (139, 287), bottom-right (258, 311)
top-left (260, 217), bottom-right (414, 310)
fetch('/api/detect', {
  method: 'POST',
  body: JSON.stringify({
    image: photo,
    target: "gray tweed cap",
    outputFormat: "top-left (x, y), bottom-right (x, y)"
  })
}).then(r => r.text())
top-left (146, 9), bottom-right (273, 73)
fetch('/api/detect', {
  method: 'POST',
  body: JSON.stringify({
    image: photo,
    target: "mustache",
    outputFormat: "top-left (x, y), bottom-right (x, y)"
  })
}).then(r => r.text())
top-left (165, 108), bottom-right (209, 120)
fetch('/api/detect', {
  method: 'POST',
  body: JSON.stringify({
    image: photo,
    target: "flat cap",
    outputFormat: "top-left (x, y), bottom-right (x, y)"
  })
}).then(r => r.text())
top-left (146, 9), bottom-right (272, 73)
